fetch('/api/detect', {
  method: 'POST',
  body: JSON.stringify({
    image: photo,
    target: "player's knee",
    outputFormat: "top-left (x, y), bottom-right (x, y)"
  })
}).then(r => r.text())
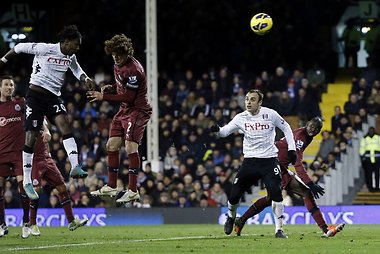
top-left (267, 187), bottom-right (282, 202)
top-left (125, 141), bottom-right (138, 154)
top-left (106, 143), bottom-right (119, 151)
top-left (228, 191), bottom-right (241, 205)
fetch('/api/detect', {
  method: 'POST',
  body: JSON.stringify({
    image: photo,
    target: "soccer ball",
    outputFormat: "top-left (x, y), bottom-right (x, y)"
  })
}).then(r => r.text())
top-left (250, 13), bottom-right (273, 35)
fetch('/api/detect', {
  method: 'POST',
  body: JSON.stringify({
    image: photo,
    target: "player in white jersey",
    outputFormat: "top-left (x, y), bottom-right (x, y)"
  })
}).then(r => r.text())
top-left (0, 25), bottom-right (96, 200)
top-left (210, 89), bottom-right (297, 238)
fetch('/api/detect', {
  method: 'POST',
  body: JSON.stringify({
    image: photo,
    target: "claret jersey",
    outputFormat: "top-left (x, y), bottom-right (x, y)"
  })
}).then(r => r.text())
top-left (0, 97), bottom-right (25, 159)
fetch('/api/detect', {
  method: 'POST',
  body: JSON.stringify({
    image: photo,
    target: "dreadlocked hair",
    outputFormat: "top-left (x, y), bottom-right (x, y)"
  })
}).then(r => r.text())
top-left (57, 25), bottom-right (82, 43)
top-left (104, 34), bottom-right (134, 58)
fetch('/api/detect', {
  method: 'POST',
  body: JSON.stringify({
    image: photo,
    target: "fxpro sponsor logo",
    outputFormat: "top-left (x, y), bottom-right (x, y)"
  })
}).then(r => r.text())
top-left (0, 116), bottom-right (22, 126)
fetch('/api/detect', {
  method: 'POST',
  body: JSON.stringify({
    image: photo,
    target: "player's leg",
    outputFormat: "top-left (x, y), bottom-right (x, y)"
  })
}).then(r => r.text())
top-left (224, 158), bottom-right (256, 235)
top-left (16, 175), bottom-right (31, 239)
top-left (262, 159), bottom-right (286, 238)
top-left (29, 186), bottom-right (41, 236)
top-left (91, 136), bottom-right (122, 197)
top-left (51, 97), bottom-right (86, 179)
top-left (0, 176), bottom-right (7, 237)
top-left (23, 131), bottom-right (39, 199)
top-left (23, 90), bottom-right (45, 199)
top-left (56, 184), bottom-right (88, 231)
top-left (44, 158), bottom-right (88, 230)
top-left (29, 159), bottom-right (47, 236)
top-left (288, 176), bottom-right (345, 237)
top-left (91, 111), bottom-right (123, 197)
top-left (235, 196), bottom-right (271, 236)
top-left (116, 111), bottom-right (151, 204)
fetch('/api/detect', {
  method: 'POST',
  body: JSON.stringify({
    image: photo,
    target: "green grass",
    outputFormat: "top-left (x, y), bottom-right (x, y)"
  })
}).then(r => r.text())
top-left (1, 225), bottom-right (380, 253)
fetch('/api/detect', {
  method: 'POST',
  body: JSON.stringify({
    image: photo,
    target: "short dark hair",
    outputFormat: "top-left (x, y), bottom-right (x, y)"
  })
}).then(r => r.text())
top-left (0, 75), bottom-right (13, 85)
top-left (247, 89), bottom-right (264, 102)
top-left (57, 25), bottom-right (82, 43)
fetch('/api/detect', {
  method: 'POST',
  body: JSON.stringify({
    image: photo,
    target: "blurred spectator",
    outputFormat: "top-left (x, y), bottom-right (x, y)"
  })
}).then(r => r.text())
top-left (331, 105), bottom-right (344, 133)
top-left (344, 93), bottom-right (362, 117)
top-left (359, 127), bottom-right (380, 192)
top-left (190, 96), bottom-right (211, 117)
top-left (270, 66), bottom-right (288, 93)
top-left (316, 131), bottom-right (335, 161)
top-left (4, 190), bottom-right (19, 208)
top-left (340, 18), bottom-right (361, 67)
top-left (208, 182), bottom-right (228, 207)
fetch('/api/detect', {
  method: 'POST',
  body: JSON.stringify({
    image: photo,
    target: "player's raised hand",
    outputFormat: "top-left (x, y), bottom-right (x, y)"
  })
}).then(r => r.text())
top-left (288, 150), bottom-right (297, 165)
top-left (86, 91), bottom-right (103, 102)
top-left (84, 77), bottom-right (96, 91)
top-left (307, 182), bottom-right (325, 199)
top-left (209, 124), bottom-right (220, 133)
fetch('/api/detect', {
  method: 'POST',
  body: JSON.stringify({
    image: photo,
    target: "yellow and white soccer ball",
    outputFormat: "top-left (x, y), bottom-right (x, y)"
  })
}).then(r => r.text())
top-left (250, 13), bottom-right (273, 35)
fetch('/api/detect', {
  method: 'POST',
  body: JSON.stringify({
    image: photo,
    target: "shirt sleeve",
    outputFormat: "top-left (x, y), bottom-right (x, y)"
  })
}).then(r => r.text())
top-left (293, 133), bottom-right (312, 184)
top-left (272, 111), bottom-right (296, 151)
top-left (69, 54), bottom-right (87, 80)
top-left (218, 115), bottom-right (240, 137)
top-left (14, 42), bottom-right (49, 55)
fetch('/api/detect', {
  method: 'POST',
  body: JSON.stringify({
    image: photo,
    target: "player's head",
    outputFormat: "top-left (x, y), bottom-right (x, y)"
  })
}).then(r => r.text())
top-left (245, 89), bottom-right (263, 115)
top-left (104, 34), bottom-right (134, 67)
top-left (58, 25), bottom-right (82, 55)
top-left (0, 75), bottom-right (15, 100)
top-left (306, 117), bottom-right (323, 137)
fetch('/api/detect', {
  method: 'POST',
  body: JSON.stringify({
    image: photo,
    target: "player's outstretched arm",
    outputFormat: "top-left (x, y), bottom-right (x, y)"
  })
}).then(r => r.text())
top-left (209, 124), bottom-right (220, 133)
top-left (0, 49), bottom-right (17, 69)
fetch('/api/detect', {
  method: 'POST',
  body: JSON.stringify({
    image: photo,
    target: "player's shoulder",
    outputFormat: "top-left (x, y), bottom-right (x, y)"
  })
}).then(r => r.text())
top-left (260, 106), bottom-right (277, 114)
top-left (235, 110), bottom-right (249, 119)
top-left (259, 106), bottom-right (281, 118)
top-left (294, 127), bottom-right (310, 144)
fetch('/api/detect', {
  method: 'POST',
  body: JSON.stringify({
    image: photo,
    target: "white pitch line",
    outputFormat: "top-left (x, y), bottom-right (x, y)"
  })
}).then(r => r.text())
top-left (5, 234), bottom-right (258, 251)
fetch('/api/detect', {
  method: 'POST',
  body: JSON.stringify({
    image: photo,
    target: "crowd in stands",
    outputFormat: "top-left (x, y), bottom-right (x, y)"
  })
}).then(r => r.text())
top-left (3, 61), bottom-right (380, 209)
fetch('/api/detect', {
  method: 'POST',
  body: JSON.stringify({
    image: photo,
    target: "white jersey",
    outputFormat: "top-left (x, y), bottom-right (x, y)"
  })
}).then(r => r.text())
top-left (218, 107), bottom-right (295, 158)
top-left (14, 42), bottom-right (87, 96)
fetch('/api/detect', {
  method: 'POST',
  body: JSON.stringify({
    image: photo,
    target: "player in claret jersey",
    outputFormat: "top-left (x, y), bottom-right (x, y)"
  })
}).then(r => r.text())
top-left (0, 75), bottom-right (31, 238)
top-left (210, 89), bottom-right (297, 238)
top-left (234, 117), bottom-right (345, 238)
top-left (0, 25), bottom-right (96, 200)
top-left (23, 121), bottom-right (88, 238)
top-left (87, 34), bottom-right (152, 204)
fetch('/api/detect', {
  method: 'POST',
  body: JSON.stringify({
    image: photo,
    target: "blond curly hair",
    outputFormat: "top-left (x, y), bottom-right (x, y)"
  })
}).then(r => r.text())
top-left (104, 34), bottom-right (134, 59)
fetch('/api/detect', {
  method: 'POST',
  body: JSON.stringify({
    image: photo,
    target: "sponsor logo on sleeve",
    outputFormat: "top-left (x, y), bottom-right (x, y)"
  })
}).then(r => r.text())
top-left (296, 140), bottom-right (304, 150)
top-left (126, 76), bottom-right (138, 89)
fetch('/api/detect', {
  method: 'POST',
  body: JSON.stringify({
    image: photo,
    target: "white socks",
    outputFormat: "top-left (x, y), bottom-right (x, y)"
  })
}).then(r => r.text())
top-left (63, 137), bottom-right (79, 168)
top-left (227, 201), bottom-right (238, 218)
top-left (272, 201), bottom-right (284, 232)
top-left (22, 152), bottom-right (33, 185)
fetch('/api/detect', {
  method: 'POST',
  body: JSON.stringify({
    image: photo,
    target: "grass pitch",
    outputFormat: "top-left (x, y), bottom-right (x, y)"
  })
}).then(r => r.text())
top-left (1, 224), bottom-right (379, 253)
